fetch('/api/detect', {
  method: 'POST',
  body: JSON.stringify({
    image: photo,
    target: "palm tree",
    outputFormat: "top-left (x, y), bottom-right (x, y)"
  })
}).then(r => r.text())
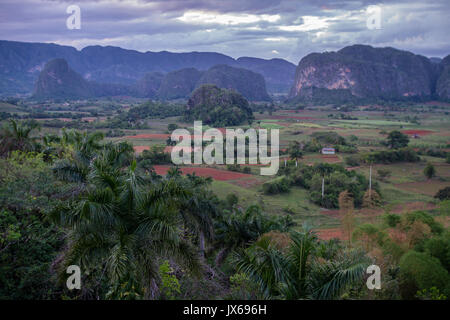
top-left (214, 205), bottom-right (293, 266)
top-left (52, 131), bottom-right (124, 183)
top-left (177, 174), bottom-right (218, 259)
top-left (232, 224), bottom-right (371, 300)
top-left (51, 150), bottom-right (202, 299)
top-left (0, 119), bottom-right (40, 156)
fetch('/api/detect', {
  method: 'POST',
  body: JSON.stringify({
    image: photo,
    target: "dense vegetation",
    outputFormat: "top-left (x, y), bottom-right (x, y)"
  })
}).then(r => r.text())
top-left (0, 102), bottom-right (449, 301)
top-left (185, 85), bottom-right (254, 126)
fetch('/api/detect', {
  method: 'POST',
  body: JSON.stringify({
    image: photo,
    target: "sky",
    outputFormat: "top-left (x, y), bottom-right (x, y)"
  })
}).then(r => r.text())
top-left (1, 0), bottom-right (449, 64)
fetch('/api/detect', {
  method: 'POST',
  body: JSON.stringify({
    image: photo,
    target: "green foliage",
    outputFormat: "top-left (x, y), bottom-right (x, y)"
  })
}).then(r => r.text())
top-left (345, 155), bottom-right (361, 167)
top-left (159, 260), bottom-right (181, 300)
top-left (0, 151), bottom-right (66, 299)
top-left (184, 85), bottom-right (254, 127)
top-left (421, 233), bottom-right (450, 272)
top-left (214, 205), bottom-right (294, 264)
top-left (423, 163), bottom-right (436, 179)
top-left (167, 123), bottom-right (178, 132)
top-left (435, 186), bottom-right (450, 200)
top-left (232, 227), bottom-right (370, 300)
top-left (227, 272), bottom-right (262, 299)
top-left (287, 141), bottom-right (303, 160)
top-left (404, 211), bottom-right (444, 234)
top-left (386, 130), bottom-right (409, 149)
top-left (280, 163), bottom-right (373, 209)
top-left (364, 148), bottom-right (420, 164)
top-left (311, 131), bottom-right (347, 146)
top-left (262, 176), bottom-right (291, 195)
top-left (377, 168), bottom-right (392, 181)
top-left (0, 119), bottom-right (40, 157)
top-left (383, 213), bottom-right (401, 228)
top-left (415, 287), bottom-right (447, 300)
top-left (126, 101), bottom-right (184, 120)
top-left (51, 142), bottom-right (203, 299)
top-left (225, 193), bottom-right (239, 208)
top-left (138, 144), bottom-right (171, 166)
top-left (399, 251), bottom-right (450, 299)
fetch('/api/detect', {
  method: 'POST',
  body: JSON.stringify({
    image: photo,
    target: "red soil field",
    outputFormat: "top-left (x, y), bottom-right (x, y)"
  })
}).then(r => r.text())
top-left (152, 165), bottom-right (253, 181)
top-left (401, 130), bottom-right (433, 136)
top-left (315, 228), bottom-right (347, 241)
top-left (133, 146), bottom-right (150, 153)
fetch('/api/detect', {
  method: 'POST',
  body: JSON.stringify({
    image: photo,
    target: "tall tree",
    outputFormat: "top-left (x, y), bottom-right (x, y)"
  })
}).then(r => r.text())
top-left (386, 130), bottom-right (409, 149)
top-left (424, 163), bottom-right (436, 179)
top-left (339, 191), bottom-right (355, 245)
top-left (51, 144), bottom-right (202, 299)
top-left (0, 119), bottom-right (40, 156)
top-left (288, 141), bottom-right (303, 162)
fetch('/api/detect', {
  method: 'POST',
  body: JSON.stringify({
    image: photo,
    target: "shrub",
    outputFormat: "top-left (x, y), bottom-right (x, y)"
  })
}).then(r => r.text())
top-left (435, 186), bottom-right (450, 201)
top-left (377, 168), bottom-right (391, 181)
top-left (262, 176), bottom-right (291, 195)
top-left (364, 148), bottom-right (420, 164)
top-left (225, 193), bottom-right (239, 208)
top-left (422, 234), bottom-right (450, 272)
top-left (424, 163), bottom-right (436, 179)
top-left (386, 130), bottom-right (409, 149)
top-left (383, 213), bottom-right (401, 228)
top-left (168, 123), bottom-right (178, 132)
top-left (242, 166), bottom-right (251, 174)
top-left (345, 155), bottom-right (361, 167)
top-left (404, 211), bottom-right (444, 234)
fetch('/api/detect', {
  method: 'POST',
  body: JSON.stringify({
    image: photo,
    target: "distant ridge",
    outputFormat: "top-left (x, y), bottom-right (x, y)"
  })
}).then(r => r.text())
top-left (33, 59), bottom-right (272, 101)
top-left (0, 40), bottom-right (296, 95)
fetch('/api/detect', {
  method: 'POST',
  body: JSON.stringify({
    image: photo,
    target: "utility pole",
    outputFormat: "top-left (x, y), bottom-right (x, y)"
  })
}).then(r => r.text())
top-left (369, 165), bottom-right (372, 197)
top-left (322, 177), bottom-right (325, 199)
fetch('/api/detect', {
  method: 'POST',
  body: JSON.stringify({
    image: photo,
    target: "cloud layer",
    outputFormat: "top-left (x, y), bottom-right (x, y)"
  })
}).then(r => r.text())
top-left (1, 0), bottom-right (449, 64)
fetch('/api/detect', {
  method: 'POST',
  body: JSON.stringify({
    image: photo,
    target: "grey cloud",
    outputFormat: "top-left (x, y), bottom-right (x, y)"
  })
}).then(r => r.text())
top-left (0, 0), bottom-right (448, 63)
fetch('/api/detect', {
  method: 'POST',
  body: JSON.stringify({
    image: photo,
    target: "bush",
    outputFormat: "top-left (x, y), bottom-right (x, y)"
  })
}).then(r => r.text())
top-left (422, 234), bottom-right (450, 272)
top-left (345, 155), bottom-right (361, 167)
top-left (404, 211), bottom-right (444, 234)
top-left (435, 186), bottom-right (450, 201)
top-left (399, 251), bottom-right (450, 299)
top-left (383, 213), bottom-right (401, 228)
top-left (168, 123), bottom-right (178, 132)
top-left (242, 166), bottom-right (251, 174)
top-left (262, 176), bottom-right (291, 195)
top-left (424, 163), bottom-right (436, 179)
top-left (138, 144), bottom-right (171, 165)
top-left (364, 148), bottom-right (420, 164)
top-left (225, 193), bottom-right (239, 208)
top-left (377, 168), bottom-right (391, 181)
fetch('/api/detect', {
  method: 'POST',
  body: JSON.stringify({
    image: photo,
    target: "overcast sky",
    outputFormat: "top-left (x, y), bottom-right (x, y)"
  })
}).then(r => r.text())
top-left (1, 0), bottom-right (449, 64)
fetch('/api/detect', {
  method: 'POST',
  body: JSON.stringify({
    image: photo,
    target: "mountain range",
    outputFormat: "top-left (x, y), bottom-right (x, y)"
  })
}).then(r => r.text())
top-left (0, 40), bottom-right (295, 96)
top-left (2, 40), bottom-right (449, 103)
